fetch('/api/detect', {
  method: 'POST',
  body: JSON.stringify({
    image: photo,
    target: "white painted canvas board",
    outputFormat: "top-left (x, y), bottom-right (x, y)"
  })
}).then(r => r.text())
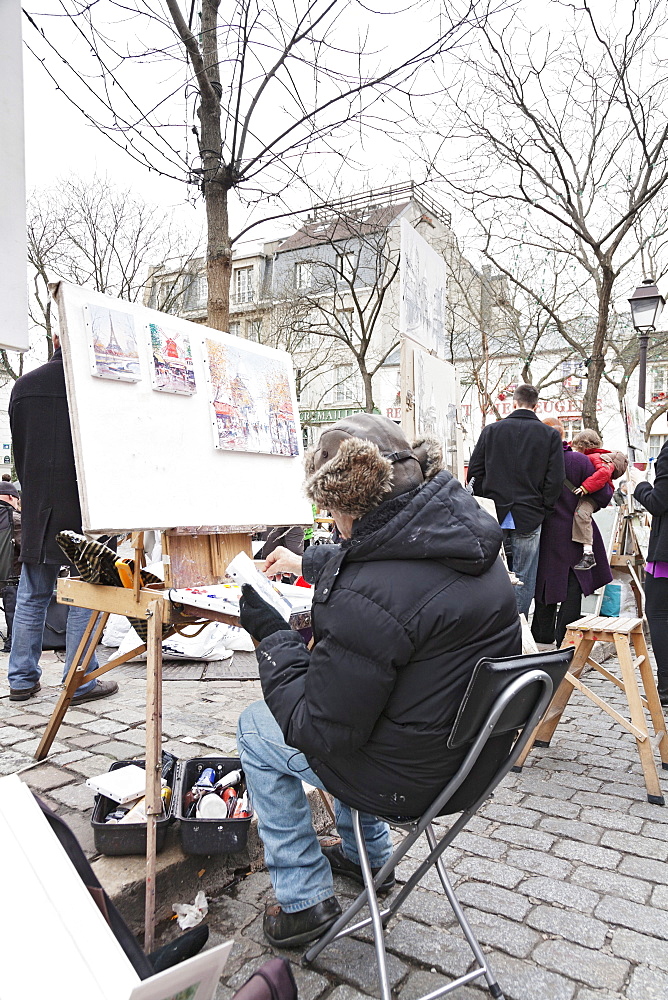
top-left (624, 399), bottom-right (646, 452)
top-left (0, 0), bottom-right (30, 352)
top-left (412, 347), bottom-right (464, 480)
top-left (202, 334), bottom-right (299, 456)
top-left (128, 940), bottom-right (233, 1000)
top-left (56, 282), bottom-right (312, 532)
top-left (0, 774), bottom-right (140, 1000)
top-left (399, 219), bottom-right (447, 359)
top-left (581, 504), bottom-right (620, 615)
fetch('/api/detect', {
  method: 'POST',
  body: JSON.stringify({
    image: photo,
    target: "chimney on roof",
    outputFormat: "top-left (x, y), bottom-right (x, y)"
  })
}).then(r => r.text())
top-left (418, 214), bottom-right (435, 228)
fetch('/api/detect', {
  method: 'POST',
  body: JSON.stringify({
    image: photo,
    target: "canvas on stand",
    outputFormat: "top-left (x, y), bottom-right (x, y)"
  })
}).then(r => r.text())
top-left (399, 218), bottom-right (447, 358)
top-left (413, 346), bottom-right (464, 479)
top-left (56, 282), bottom-right (312, 531)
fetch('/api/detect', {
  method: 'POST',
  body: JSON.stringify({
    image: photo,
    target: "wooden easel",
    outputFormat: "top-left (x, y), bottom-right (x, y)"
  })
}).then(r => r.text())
top-left (35, 528), bottom-right (253, 950)
top-left (515, 615), bottom-right (668, 804)
top-left (611, 506), bottom-right (648, 617)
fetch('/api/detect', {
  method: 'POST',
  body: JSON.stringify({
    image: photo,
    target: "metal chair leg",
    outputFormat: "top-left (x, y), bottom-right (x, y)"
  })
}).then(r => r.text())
top-left (426, 825), bottom-right (505, 999)
top-left (352, 809), bottom-right (393, 1000)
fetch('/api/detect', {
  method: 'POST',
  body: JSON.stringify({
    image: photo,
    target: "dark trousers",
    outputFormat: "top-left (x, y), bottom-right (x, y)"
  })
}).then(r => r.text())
top-left (1, 581), bottom-right (17, 650)
top-left (645, 573), bottom-right (668, 697)
top-left (531, 570), bottom-right (583, 648)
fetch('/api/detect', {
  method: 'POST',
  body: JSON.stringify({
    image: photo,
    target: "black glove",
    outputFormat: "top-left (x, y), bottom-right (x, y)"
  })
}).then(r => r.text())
top-left (238, 584), bottom-right (289, 642)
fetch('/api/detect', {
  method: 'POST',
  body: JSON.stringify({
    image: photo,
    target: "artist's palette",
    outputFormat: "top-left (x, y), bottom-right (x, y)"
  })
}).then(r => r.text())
top-left (168, 582), bottom-right (311, 616)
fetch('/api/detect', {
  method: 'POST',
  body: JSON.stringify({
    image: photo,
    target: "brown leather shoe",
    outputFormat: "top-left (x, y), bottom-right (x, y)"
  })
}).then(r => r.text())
top-left (263, 896), bottom-right (341, 948)
top-left (9, 681), bottom-right (41, 702)
top-left (71, 679), bottom-right (119, 704)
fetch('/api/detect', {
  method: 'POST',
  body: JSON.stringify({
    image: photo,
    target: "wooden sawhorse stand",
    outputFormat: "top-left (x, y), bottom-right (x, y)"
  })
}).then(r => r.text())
top-left (515, 615), bottom-right (668, 804)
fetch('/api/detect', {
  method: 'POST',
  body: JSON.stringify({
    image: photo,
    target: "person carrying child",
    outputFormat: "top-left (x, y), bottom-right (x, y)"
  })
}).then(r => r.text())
top-left (570, 429), bottom-right (628, 570)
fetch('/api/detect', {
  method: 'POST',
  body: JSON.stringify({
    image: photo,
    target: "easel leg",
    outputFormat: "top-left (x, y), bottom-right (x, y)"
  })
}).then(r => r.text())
top-left (144, 599), bottom-right (163, 953)
top-left (632, 628), bottom-right (668, 770)
top-left (616, 632), bottom-right (664, 805)
top-left (35, 610), bottom-right (108, 761)
top-left (514, 635), bottom-right (593, 771)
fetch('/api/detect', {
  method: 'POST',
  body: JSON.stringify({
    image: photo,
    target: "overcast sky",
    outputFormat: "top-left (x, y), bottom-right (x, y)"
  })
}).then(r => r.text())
top-left (20, 0), bottom-right (451, 243)
top-left (19, 0), bottom-right (663, 291)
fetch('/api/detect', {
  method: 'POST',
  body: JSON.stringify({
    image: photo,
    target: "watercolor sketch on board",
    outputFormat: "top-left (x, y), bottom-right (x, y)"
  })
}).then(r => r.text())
top-left (204, 337), bottom-right (299, 456)
top-left (85, 304), bottom-right (141, 381)
top-left (148, 323), bottom-right (196, 394)
top-left (414, 347), bottom-right (461, 477)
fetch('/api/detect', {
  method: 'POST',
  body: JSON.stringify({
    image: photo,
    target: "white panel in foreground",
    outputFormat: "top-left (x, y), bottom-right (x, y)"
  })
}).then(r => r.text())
top-left (0, 0), bottom-right (30, 353)
top-left (55, 282), bottom-right (313, 532)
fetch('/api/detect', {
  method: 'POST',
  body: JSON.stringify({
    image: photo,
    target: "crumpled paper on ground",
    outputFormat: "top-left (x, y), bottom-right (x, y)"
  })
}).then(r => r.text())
top-left (173, 890), bottom-right (208, 929)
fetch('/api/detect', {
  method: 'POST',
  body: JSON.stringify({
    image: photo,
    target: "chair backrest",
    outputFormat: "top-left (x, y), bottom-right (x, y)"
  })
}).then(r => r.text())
top-left (448, 646), bottom-right (573, 749)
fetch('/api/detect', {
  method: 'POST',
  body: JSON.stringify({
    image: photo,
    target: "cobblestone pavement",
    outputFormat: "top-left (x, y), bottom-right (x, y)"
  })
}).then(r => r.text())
top-left (1, 646), bottom-right (667, 1000)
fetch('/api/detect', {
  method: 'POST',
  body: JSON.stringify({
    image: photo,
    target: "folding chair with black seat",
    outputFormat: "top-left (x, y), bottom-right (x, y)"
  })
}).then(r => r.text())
top-left (303, 646), bottom-right (574, 1000)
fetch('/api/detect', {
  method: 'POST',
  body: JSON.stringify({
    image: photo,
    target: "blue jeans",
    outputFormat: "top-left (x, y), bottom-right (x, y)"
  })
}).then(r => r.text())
top-left (504, 525), bottom-right (542, 617)
top-left (237, 700), bottom-right (392, 912)
top-left (7, 563), bottom-right (98, 695)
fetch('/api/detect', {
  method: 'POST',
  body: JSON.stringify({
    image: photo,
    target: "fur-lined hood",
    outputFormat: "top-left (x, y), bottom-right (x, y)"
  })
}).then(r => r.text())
top-left (304, 413), bottom-right (444, 518)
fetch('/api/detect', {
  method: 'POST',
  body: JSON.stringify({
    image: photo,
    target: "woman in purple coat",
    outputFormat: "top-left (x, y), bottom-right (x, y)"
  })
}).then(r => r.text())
top-left (531, 418), bottom-right (613, 647)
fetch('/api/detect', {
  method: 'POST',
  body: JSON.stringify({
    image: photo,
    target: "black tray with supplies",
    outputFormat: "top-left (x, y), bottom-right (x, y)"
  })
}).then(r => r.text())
top-left (174, 755), bottom-right (252, 855)
top-left (90, 757), bottom-right (175, 856)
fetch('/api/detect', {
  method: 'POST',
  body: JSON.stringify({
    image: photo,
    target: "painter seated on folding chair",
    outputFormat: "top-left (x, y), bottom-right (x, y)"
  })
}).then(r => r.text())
top-left (236, 413), bottom-right (523, 949)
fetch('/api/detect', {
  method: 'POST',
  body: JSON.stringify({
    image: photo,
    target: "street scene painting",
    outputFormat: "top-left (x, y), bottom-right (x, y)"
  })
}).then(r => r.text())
top-left (414, 347), bottom-right (461, 478)
top-left (85, 304), bottom-right (141, 381)
top-left (400, 218), bottom-right (447, 359)
top-left (148, 322), bottom-right (196, 394)
top-left (203, 336), bottom-right (299, 456)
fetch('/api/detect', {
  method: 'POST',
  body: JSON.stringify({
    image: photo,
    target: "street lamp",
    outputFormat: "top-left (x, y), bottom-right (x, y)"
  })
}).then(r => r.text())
top-left (628, 279), bottom-right (665, 409)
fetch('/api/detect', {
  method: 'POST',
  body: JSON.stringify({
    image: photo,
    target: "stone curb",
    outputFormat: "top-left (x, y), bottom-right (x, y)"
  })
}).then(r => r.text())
top-left (95, 784), bottom-right (333, 933)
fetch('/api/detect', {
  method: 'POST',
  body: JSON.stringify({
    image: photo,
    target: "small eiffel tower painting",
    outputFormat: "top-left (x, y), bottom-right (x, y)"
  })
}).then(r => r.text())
top-left (86, 303), bottom-right (141, 382)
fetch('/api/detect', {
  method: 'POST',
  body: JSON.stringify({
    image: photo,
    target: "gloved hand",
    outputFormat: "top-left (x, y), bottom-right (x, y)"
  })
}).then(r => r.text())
top-left (238, 584), bottom-right (289, 642)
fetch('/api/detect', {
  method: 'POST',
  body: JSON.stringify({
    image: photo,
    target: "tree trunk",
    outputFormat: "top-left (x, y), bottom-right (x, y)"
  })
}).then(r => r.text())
top-left (361, 367), bottom-right (374, 412)
top-left (205, 181), bottom-right (232, 332)
top-left (198, 0), bottom-right (231, 333)
top-left (581, 268), bottom-right (614, 433)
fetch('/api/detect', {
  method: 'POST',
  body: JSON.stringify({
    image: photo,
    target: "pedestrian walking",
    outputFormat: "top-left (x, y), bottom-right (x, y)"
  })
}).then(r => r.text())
top-left (466, 384), bottom-right (565, 616)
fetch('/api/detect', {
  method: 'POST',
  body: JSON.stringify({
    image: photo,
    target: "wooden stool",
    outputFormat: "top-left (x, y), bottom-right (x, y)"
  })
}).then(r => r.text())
top-left (515, 615), bottom-right (668, 804)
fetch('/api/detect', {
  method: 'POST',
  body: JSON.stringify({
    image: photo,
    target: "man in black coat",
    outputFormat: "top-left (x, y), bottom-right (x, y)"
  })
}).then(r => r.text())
top-left (466, 384), bottom-right (565, 616)
top-left (236, 414), bottom-right (521, 948)
top-left (7, 334), bottom-right (118, 703)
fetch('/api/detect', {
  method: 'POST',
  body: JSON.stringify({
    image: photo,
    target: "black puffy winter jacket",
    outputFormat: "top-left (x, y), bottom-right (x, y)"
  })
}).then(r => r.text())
top-left (257, 471), bottom-right (522, 816)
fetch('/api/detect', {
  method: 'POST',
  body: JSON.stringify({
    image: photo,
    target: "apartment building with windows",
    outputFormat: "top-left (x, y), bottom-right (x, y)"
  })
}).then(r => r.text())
top-left (143, 184), bottom-right (668, 460)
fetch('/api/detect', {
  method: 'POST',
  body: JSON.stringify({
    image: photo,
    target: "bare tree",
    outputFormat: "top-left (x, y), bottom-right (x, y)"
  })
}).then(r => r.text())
top-left (24, 0), bottom-right (485, 332)
top-left (281, 205), bottom-right (403, 412)
top-left (261, 295), bottom-right (345, 406)
top-left (428, 0), bottom-right (668, 432)
top-left (6, 175), bottom-right (200, 382)
top-left (445, 248), bottom-right (584, 422)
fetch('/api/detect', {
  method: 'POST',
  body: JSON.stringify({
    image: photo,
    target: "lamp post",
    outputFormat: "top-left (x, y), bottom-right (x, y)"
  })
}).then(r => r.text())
top-left (628, 279), bottom-right (665, 410)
